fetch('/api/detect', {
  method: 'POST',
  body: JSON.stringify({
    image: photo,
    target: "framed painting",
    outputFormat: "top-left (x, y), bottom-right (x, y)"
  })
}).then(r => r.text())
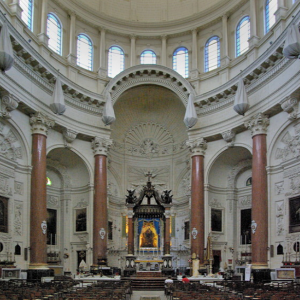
top-left (211, 208), bottom-right (222, 232)
top-left (289, 196), bottom-right (300, 233)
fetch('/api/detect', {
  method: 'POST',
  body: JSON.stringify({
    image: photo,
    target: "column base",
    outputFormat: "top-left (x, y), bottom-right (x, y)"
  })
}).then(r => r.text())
top-left (252, 268), bottom-right (271, 283)
top-left (26, 267), bottom-right (54, 282)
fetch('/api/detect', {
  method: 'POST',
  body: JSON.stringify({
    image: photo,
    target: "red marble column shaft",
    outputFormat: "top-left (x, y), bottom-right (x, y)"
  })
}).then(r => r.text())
top-left (252, 134), bottom-right (268, 268)
top-left (93, 154), bottom-right (108, 265)
top-left (164, 216), bottom-right (171, 255)
top-left (128, 217), bottom-right (134, 255)
top-left (30, 133), bottom-right (47, 266)
top-left (191, 155), bottom-right (205, 264)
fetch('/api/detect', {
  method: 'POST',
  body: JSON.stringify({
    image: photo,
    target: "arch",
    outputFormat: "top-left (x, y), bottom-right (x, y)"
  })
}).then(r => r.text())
top-left (204, 36), bottom-right (220, 72)
top-left (236, 16), bottom-right (250, 57)
top-left (108, 45), bottom-right (125, 78)
top-left (140, 50), bottom-right (157, 64)
top-left (47, 13), bottom-right (62, 55)
top-left (172, 47), bottom-right (189, 78)
top-left (77, 33), bottom-right (93, 71)
top-left (104, 65), bottom-right (196, 107)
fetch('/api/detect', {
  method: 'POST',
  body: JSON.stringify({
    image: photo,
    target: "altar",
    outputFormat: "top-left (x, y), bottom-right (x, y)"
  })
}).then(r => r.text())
top-left (135, 259), bottom-right (164, 272)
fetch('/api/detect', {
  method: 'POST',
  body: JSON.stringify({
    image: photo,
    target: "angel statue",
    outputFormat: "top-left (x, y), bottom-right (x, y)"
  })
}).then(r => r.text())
top-left (161, 190), bottom-right (173, 204)
top-left (125, 189), bottom-right (137, 204)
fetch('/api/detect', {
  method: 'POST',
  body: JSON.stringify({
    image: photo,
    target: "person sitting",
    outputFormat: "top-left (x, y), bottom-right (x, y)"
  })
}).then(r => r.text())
top-left (182, 275), bottom-right (190, 283)
top-left (165, 276), bottom-right (173, 286)
top-left (164, 276), bottom-right (174, 296)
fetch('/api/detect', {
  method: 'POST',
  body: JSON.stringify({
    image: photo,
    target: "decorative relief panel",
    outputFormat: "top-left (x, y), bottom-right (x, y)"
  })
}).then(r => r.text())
top-left (47, 195), bottom-right (59, 208)
top-left (0, 121), bottom-right (22, 162)
top-left (74, 199), bottom-right (88, 208)
top-left (239, 195), bottom-right (252, 207)
top-left (178, 171), bottom-right (191, 197)
top-left (0, 176), bottom-right (12, 197)
top-left (227, 159), bottom-right (252, 189)
top-left (275, 182), bottom-right (284, 195)
top-left (107, 181), bottom-right (118, 197)
top-left (275, 123), bottom-right (300, 162)
top-left (209, 199), bottom-right (224, 209)
top-left (286, 176), bottom-right (300, 196)
top-left (14, 181), bottom-right (23, 195)
top-left (14, 202), bottom-right (22, 236)
top-left (276, 200), bottom-right (284, 236)
top-left (77, 233), bottom-right (88, 242)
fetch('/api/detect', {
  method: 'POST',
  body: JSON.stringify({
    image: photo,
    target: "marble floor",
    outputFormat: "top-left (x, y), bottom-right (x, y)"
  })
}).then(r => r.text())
top-left (131, 290), bottom-right (167, 300)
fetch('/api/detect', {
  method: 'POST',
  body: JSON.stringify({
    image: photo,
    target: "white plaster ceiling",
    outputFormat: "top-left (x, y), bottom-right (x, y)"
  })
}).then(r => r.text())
top-left (110, 85), bottom-right (188, 144)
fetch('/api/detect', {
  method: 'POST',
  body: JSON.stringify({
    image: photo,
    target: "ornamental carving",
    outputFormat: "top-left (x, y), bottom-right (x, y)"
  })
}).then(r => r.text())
top-left (77, 233), bottom-right (88, 242)
top-left (14, 181), bottom-right (23, 195)
top-left (275, 182), bottom-right (284, 195)
top-left (63, 128), bottom-right (78, 148)
top-left (286, 176), bottom-right (300, 196)
top-left (47, 195), bottom-right (59, 207)
top-left (244, 113), bottom-right (269, 136)
top-left (14, 202), bottom-right (22, 236)
top-left (0, 176), bottom-right (12, 197)
top-left (238, 195), bottom-right (252, 207)
top-left (276, 201), bottom-right (284, 236)
top-left (221, 129), bottom-right (236, 147)
top-left (275, 130), bottom-right (300, 162)
top-left (186, 138), bottom-right (207, 156)
top-left (1, 92), bottom-right (19, 119)
top-left (74, 199), bottom-right (88, 208)
top-left (29, 112), bottom-right (55, 135)
top-left (178, 171), bottom-right (191, 197)
top-left (91, 137), bottom-right (112, 156)
top-left (47, 159), bottom-right (71, 188)
top-left (125, 123), bottom-right (174, 158)
top-left (280, 96), bottom-right (299, 121)
top-left (0, 122), bottom-right (22, 162)
top-left (209, 199), bottom-right (223, 208)
top-left (227, 159), bottom-right (252, 189)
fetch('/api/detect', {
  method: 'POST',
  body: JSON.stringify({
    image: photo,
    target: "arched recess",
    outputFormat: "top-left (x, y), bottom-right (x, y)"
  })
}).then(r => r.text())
top-left (104, 65), bottom-right (196, 106)
top-left (46, 147), bottom-right (92, 273)
top-left (207, 146), bottom-right (252, 271)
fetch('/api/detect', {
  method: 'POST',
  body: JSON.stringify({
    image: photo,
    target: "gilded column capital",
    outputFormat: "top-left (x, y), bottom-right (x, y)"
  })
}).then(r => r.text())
top-left (186, 138), bottom-right (207, 156)
top-left (244, 113), bottom-right (269, 137)
top-left (91, 137), bottom-right (112, 156)
top-left (29, 112), bottom-right (55, 136)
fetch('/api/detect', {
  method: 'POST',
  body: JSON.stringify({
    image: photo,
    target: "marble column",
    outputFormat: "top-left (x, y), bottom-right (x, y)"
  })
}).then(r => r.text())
top-left (29, 112), bottom-right (55, 268)
top-left (37, 0), bottom-right (49, 44)
top-left (130, 35), bottom-right (136, 67)
top-left (91, 137), bottom-right (112, 265)
top-left (245, 113), bottom-right (269, 269)
top-left (127, 207), bottom-right (134, 255)
top-left (164, 206), bottom-right (171, 255)
top-left (67, 11), bottom-right (77, 64)
top-left (187, 138), bottom-right (207, 266)
top-left (161, 35), bottom-right (167, 67)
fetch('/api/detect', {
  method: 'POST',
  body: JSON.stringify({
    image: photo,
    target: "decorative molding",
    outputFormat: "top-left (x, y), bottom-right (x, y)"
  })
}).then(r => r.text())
top-left (286, 175), bottom-right (300, 196)
top-left (74, 199), bottom-right (88, 208)
top-left (276, 201), bottom-right (284, 236)
top-left (209, 198), bottom-right (224, 208)
top-left (47, 159), bottom-right (72, 188)
top-left (91, 137), bottom-right (112, 156)
top-left (0, 121), bottom-right (22, 162)
top-left (14, 181), bottom-right (23, 195)
top-left (186, 138), bottom-right (207, 156)
top-left (47, 195), bottom-right (59, 208)
top-left (244, 113), bottom-right (269, 137)
top-left (275, 182), bottom-right (284, 195)
top-left (0, 92), bottom-right (19, 119)
top-left (107, 181), bottom-right (118, 197)
top-left (63, 128), bottom-right (78, 148)
top-left (29, 112), bottom-right (55, 136)
top-left (238, 195), bottom-right (252, 207)
top-left (0, 175), bottom-right (13, 197)
top-left (221, 129), bottom-right (236, 147)
top-left (77, 233), bottom-right (88, 242)
top-left (227, 159), bottom-right (252, 189)
top-left (280, 96), bottom-right (299, 121)
top-left (14, 202), bottom-right (22, 236)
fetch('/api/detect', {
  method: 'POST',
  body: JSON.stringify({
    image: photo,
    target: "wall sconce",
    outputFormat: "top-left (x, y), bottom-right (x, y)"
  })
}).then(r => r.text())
top-left (229, 247), bottom-right (234, 253)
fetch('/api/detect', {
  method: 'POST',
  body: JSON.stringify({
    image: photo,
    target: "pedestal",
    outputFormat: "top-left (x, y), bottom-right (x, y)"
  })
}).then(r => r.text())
top-left (252, 269), bottom-right (270, 283)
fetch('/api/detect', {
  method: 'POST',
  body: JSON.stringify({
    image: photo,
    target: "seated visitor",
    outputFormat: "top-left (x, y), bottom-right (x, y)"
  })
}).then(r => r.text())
top-left (165, 276), bottom-right (173, 286)
top-left (182, 275), bottom-right (190, 283)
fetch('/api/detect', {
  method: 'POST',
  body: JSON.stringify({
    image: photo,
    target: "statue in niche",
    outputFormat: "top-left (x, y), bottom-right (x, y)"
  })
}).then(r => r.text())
top-left (161, 190), bottom-right (173, 204)
top-left (140, 221), bottom-right (158, 248)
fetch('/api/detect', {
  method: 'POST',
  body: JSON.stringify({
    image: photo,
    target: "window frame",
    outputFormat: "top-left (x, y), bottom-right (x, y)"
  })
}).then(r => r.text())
top-left (140, 49), bottom-right (157, 64)
top-left (204, 36), bottom-right (220, 72)
top-left (172, 47), bottom-right (189, 78)
top-left (265, 0), bottom-right (278, 34)
top-left (46, 13), bottom-right (62, 55)
top-left (236, 15), bottom-right (250, 57)
top-left (20, 0), bottom-right (34, 31)
top-left (108, 45), bottom-right (125, 78)
top-left (77, 33), bottom-right (93, 71)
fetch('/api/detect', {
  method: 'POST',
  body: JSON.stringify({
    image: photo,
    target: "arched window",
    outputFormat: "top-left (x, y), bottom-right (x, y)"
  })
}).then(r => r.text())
top-left (20, 0), bottom-right (33, 31)
top-left (265, 0), bottom-right (278, 33)
top-left (47, 13), bottom-right (62, 55)
top-left (236, 16), bottom-right (250, 57)
top-left (140, 50), bottom-right (156, 64)
top-left (77, 34), bottom-right (93, 71)
top-left (173, 47), bottom-right (189, 78)
top-left (204, 36), bottom-right (220, 72)
top-left (108, 46), bottom-right (125, 78)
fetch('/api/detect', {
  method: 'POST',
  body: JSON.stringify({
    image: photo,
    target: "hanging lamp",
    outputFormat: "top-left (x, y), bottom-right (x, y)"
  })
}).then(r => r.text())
top-left (233, 77), bottom-right (249, 116)
top-left (50, 76), bottom-right (66, 115)
top-left (183, 93), bottom-right (198, 128)
top-left (283, 23), bottom-right (300, 59)
top-left (0, 22), bottom-right (14, 72)
top-left (102, 92), bottom-right (116, 126)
